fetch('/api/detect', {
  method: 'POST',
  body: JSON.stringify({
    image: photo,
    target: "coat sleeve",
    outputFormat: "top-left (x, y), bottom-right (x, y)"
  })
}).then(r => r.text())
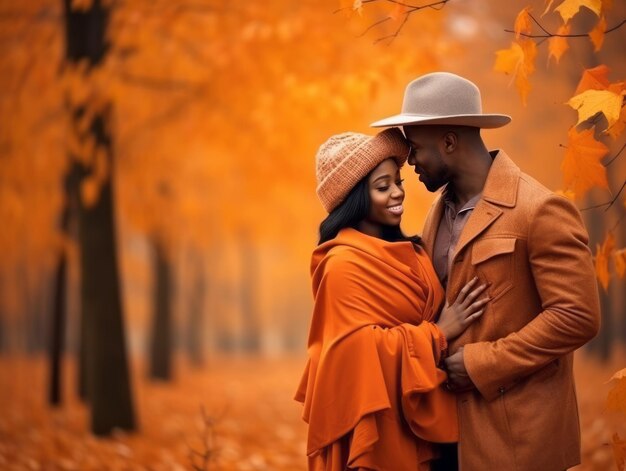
top-left (463, 194), bottom-right (600, 401)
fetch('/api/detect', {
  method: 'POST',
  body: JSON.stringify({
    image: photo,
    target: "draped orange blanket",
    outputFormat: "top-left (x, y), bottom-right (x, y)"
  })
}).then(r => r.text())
top-left (295, 228), bottom-right (458, 471)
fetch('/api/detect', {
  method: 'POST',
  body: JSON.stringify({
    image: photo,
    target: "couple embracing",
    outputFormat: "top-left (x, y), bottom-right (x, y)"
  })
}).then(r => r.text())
top-left (295, 72), bottom-right (600, 471)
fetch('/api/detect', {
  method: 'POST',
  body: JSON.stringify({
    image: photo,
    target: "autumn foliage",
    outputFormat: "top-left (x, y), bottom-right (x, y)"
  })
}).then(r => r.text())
top-left (0, 0), bottom-right (624, 469)
top-left (489, 1), bottom-right (626, 294)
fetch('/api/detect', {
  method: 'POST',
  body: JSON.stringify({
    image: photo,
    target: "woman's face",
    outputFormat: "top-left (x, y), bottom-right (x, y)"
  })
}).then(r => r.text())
top-left (364, 158), bottom-right (405, 228)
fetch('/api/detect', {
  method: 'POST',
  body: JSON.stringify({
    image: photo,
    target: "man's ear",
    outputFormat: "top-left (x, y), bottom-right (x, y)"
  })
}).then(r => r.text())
top-left (442, 131), bottom-right (457, 154)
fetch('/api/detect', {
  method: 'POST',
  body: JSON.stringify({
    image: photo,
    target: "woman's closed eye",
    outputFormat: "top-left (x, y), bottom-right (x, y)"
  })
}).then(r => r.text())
top-left (377, 179), bottom-right (403, 192)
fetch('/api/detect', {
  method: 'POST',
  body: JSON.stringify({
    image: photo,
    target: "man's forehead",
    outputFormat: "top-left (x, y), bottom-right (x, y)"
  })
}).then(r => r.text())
top-left (402, 125), bottom-right (430, 139)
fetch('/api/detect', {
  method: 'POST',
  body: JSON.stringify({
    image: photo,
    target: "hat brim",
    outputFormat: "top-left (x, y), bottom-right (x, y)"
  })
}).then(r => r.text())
top-left (370, 113), bottom-right (511, 129)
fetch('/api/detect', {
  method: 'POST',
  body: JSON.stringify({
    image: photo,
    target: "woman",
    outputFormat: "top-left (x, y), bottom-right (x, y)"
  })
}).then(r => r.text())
top-left (295, 128), bottom-right (488, 470)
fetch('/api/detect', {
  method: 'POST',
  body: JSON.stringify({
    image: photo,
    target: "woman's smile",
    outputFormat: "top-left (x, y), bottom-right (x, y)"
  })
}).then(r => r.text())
top-left (387, 204), bottom-right (404, 215)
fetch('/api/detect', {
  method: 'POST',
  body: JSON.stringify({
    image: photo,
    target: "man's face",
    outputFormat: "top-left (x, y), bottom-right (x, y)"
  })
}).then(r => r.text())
top-left (403, 126), bottom-right (450, 192)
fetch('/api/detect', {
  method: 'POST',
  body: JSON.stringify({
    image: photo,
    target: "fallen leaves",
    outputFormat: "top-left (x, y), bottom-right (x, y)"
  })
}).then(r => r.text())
top-left (0, 356), bottom-right (309, 470)
top-left (603, 371), bottom-right (625, 470)
top-left (614, 434), bottom-right (626, 471)
top-left (607, 368), bottom-right (626, 417)
top-left (561, 127), bottom-right (608, 199)
top-left (3, 354), bottom-right (625, 470)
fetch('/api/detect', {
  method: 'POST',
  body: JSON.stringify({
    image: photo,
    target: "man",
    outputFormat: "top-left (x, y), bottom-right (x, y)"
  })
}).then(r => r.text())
top-left (372, 72), bottom-right (600, 471)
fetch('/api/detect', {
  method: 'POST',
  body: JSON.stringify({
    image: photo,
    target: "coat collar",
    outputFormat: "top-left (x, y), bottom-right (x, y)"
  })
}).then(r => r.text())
top-left (481, 150), bottom-right (519, 208)
top-left (421, 150), bottom-right (520, 258)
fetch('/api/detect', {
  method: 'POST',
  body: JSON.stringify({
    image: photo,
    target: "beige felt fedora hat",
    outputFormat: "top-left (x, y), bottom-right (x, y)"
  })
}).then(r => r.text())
top-left (371, 72), bottom-right (511, 128)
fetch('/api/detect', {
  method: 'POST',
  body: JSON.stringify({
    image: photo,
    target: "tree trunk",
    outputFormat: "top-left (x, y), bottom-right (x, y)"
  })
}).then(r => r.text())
top-left (64, 0), bottom-right (135, 435)
top-left (0, 308), bottom-right (6, 353)
top-left (149, 237), bottom-right (173, 380)
top-left (48, 246), bottom-right (67, 406)
top-left (239, 233), bottom-right (261, 353)
top-left (48, 169), bottom-right (77, 406)
top-left (186, 252), bottom-right (205, 367)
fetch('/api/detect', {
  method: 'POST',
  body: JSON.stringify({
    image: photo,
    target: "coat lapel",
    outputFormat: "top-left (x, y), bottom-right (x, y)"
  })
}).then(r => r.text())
top-left (452, 201), bottom-right (503, 259)
top-left (452, 150), bottom-right (520, 261)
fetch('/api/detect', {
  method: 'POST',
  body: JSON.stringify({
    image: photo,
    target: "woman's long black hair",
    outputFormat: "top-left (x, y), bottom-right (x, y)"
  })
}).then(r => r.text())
top-left (318, 170), bottom-right (421, 246)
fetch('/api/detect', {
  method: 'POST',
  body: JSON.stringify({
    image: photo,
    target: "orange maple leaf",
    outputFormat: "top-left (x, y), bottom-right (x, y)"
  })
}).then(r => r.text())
top-left (615, 249), bottom-right (626, 278)
top-left (607, 80), bottom-right (626, 95)
top-left (548, 24), bottom-right (570, 64)
top-left (556, 0), bottom-right (602, 24)
top-left (608, 106), bottom-right (626, 140)
top-left (567, 89), bottom-right (624, 130)
top-left (589, 15), bottom-right (607, 51)
top-left (575, 65), bottom-right (611, 94)
top-left (561, 127), bottom-right (609, 199)
top-left (594, 232), bottom-right (615, 291)
top-left (514, 7), bottom-right (533, 38)
top-left (494, 40), bottom-right (537, 106)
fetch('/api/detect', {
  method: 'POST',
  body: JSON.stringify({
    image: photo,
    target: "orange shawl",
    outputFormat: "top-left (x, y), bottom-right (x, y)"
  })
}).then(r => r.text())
top-left (295, 228), bottom-right (458, 471)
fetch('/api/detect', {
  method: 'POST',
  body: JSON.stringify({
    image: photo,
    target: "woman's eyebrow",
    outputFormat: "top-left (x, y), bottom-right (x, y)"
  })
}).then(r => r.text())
top-left (372, 174), bottom-right (392, 183)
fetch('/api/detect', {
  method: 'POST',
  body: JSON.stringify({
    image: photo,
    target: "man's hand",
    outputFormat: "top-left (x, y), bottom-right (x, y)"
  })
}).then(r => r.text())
top-left (443, 347), bottom-right (475, 392)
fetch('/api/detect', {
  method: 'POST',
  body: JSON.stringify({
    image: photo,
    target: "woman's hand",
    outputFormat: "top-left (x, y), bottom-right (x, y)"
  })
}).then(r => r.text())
top-left (436, 277), bottom-right (489, 341)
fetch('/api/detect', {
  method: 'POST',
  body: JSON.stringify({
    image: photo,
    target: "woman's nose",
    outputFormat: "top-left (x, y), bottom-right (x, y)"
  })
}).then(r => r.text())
top-left (391, 186), bottom-right (404, 199)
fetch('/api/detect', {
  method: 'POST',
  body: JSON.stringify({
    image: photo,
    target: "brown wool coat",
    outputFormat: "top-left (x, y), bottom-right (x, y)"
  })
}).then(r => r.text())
top-left (422, 151), bottom-right (600, 471)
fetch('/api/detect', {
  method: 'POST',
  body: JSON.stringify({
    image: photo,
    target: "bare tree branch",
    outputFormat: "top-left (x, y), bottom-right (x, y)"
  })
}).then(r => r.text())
top-left (610, 213), bottom-right (625, 232)
top-left (187, 405), bottom-right (220, 471)
top-left (604, 143), bottom-right (626, 167)
top-left (505, 16), bottom-right (626, 39)
top-left (358, 16), bottom-right (391, 37)
top-left (579, 180), bottom-right (626, 212)
top-left (340, 0), bottom-right (451, 40)
top-left (374, 12), bottom-right (410, 44)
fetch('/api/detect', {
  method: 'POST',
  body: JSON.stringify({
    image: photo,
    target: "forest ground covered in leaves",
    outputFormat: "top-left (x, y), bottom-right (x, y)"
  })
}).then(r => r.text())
top-left (0, 351), bottom-right (624, 471)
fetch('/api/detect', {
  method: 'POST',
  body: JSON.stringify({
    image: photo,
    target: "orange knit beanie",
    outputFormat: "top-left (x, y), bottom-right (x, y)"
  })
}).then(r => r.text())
top-left (315, 128), bottom-right (410, 213)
